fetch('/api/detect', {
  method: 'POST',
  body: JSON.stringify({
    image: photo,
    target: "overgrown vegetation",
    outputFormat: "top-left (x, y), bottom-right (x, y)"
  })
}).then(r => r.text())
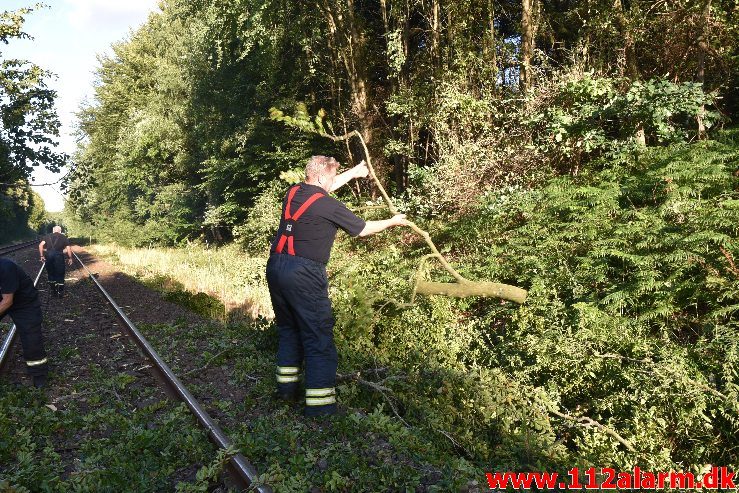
top-left (89, 243), bottom-right (271, 321)
top-left (65, 0), bottom-right (737, 244)
top-left (0, 354), bottom-right (217, 492)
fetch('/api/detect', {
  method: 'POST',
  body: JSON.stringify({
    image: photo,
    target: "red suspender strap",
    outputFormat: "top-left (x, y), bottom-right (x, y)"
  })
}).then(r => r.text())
top-left (291, 193), bottom-right (324, 221)
top-left (284, 185), bottom-right (299, 220)
top-left (275, 235), bottom-right (288, 253)
top-left (276, 186), bottom-right (324, 255)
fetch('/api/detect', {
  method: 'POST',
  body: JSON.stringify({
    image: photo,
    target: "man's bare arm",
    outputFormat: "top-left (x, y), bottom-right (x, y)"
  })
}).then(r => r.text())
top-left (0, 292), bottom-right (14, 319)
top-left (38, 241), bottom-right (46, 262)
top-left (358, 214), bottom-right (408, 237)
top-left (330, 161), bottom-right (369, 193)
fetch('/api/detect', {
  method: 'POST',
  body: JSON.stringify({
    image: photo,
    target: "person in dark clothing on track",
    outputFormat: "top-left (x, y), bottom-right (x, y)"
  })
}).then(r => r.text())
top-left (38, 226), bottom-right (73, 297)
top-left (0, 258), bottom-right (48, 388)
top-left (267, 155), bottom-right (409, 417)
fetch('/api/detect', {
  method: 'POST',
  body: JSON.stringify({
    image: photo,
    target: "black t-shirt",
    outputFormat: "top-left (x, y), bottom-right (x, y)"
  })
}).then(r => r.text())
top-left (270, 183), bottom-right (366, 264)
top-left (0, 258), bottom-right (40, 314)
top-left (44, 233), bottom-right (70, 253)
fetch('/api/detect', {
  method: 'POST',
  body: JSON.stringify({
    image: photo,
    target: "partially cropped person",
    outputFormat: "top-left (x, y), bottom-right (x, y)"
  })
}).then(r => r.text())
top-left (0, 257), bottom-right (48, 388)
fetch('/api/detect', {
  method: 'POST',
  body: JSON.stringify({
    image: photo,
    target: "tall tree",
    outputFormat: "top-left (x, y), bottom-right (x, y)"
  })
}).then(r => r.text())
top-left (696, 0), bottom-right (711, 138)
top-left (0, 6), bottom-right (65, 185)
top-left (0, 5), bottom-right (64, 235)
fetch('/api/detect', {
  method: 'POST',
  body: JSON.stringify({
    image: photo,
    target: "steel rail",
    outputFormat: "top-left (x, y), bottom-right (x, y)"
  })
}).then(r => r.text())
top-left (0, 239), bottom-right (39, 256)
top-left (73, 251), bottom-right (271, 493)
top-left (0, 261), bottom-right (45, 374)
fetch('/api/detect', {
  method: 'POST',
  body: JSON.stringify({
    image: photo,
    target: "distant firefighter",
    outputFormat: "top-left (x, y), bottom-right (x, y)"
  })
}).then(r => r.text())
top-left (39, 226), bottom-right (73, 297)
top-left (0, 258), bottom-right (48, 388)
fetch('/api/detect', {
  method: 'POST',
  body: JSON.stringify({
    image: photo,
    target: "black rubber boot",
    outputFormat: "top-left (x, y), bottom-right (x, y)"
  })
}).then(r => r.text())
top-left (304, 403), bottom-right (338, 418)
top-left (32, 375), bottom-right (47, 389)
top-left (275, 389), bottom-right (300, 404)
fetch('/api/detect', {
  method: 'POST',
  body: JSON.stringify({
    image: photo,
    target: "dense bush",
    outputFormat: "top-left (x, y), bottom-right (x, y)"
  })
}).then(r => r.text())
top-left (385, 72), bottom-right (717, 222)
top-left (325, 129), bottom-right (738, 471)
top-left (0, 185), bottom-right (45, 241)
top-left (233, 180), bottom-right (283, 255)
top-left (533, 74), bottom-right (718, 173)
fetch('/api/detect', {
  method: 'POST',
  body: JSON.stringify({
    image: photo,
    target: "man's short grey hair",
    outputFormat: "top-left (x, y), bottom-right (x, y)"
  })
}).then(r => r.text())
top-left (305, 156), bottom-right (340, 181)
top-left (52, 226), bottom-right (62, 233)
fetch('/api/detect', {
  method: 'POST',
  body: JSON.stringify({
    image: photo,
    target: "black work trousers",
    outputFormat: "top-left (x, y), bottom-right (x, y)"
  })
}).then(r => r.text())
top-left (6, 306), bottom-right (48, 377)
top-left (266, 253), bottom-right (337, 416)
top-left (45, 251), bottom-right (66, 285)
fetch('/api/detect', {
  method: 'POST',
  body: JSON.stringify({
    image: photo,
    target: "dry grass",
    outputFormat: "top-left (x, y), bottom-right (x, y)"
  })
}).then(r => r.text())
top-left (90, 243), bottom-right (273, 320)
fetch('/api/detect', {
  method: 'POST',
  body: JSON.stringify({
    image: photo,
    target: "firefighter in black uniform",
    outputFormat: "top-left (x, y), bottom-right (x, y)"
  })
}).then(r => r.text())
top-left (267, 155), bottom-right (408, 417)
top-left (38, 226), bottom-right (73, 297)
top-left (0, 258), bottom-right (48, 388)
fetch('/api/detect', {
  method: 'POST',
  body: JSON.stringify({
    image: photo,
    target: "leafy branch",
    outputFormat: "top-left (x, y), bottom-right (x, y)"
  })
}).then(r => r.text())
top-left (270, 107), bottom-right (527, 304)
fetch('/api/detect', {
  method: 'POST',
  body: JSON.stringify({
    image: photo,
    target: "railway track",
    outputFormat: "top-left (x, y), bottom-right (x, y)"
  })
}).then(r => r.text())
top-left (0, 238), bottom-right (39, 257)
top-left (0, 242), bottom-right (270, 492)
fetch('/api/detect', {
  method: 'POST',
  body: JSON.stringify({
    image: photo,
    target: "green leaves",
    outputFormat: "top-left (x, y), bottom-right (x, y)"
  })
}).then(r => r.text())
top-left (269, 104), bottom-right (329, 137)
top-left (0, 6), bottom-right (63, 236)
top-left (0, 8), bottom-right (66, 182)
top-left (538, 74), bottom-right (718, 172)
top-left (445, 129), bottom-right (739, 467)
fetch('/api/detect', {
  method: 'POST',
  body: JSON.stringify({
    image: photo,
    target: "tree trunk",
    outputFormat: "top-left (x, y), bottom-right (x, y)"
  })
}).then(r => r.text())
top-left (381, 0), bottom-right (409, 193)
top-left (520, 0), bottom-right (536, 92)
top-left (697, 0), bottom-right (712, 139)
top-left (613, 0), bottom-right (638, 80)
top-left (612, 0), bottom-right (644, 145)
top-left (319, 1), bottom-right (341, 116)
top-left (432, 0), bottom-right (441, 68)
top-left (319, 1), bottom-right (374, 158)
top-left (486, 0), bottom-right (498, 83)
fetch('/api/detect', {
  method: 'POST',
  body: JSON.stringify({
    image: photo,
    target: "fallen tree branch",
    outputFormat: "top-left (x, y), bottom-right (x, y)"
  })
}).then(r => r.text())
top-left (548, 408), bottom-right (637, 453)
top-left (593, 352), bottom-right (731, 402)
top-left (338, 371), bottom-right (410, 427)
top-left (183, 348), bottom-right (233, 376)
top-left (270, 109), bottom-right (527, 304)
top-left (438, 429), bottom-right (473, 459)
top-left (416, 280), bottom-right (528, 304)
top-left (323, 128), bottom-right (526, 303)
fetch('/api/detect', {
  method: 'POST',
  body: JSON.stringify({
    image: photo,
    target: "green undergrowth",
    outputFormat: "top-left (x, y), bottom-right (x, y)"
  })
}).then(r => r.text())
top-left (0, 229), bottom-right (36, 247)
top-left (0, 365), bottom-right (220, 492)
top-left (89, 243), bottom-right (270, 321)
top-left (145, 274), bottom-right (227, 320)
top-left (136, 319), bottom-right (484, 492)
top-left (326, 130), bottom-right (739, 472)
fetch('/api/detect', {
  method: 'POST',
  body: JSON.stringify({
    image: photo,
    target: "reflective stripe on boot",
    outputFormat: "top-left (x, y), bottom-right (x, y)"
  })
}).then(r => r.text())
top-left (305, 387), bottom-right (336, 407)
top-left (276, 365), bottom-right (300, 383)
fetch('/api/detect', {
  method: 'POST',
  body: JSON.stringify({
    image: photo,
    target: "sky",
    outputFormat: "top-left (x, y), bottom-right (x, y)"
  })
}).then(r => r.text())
top-left (3, 0), bottom-right (161, 212)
